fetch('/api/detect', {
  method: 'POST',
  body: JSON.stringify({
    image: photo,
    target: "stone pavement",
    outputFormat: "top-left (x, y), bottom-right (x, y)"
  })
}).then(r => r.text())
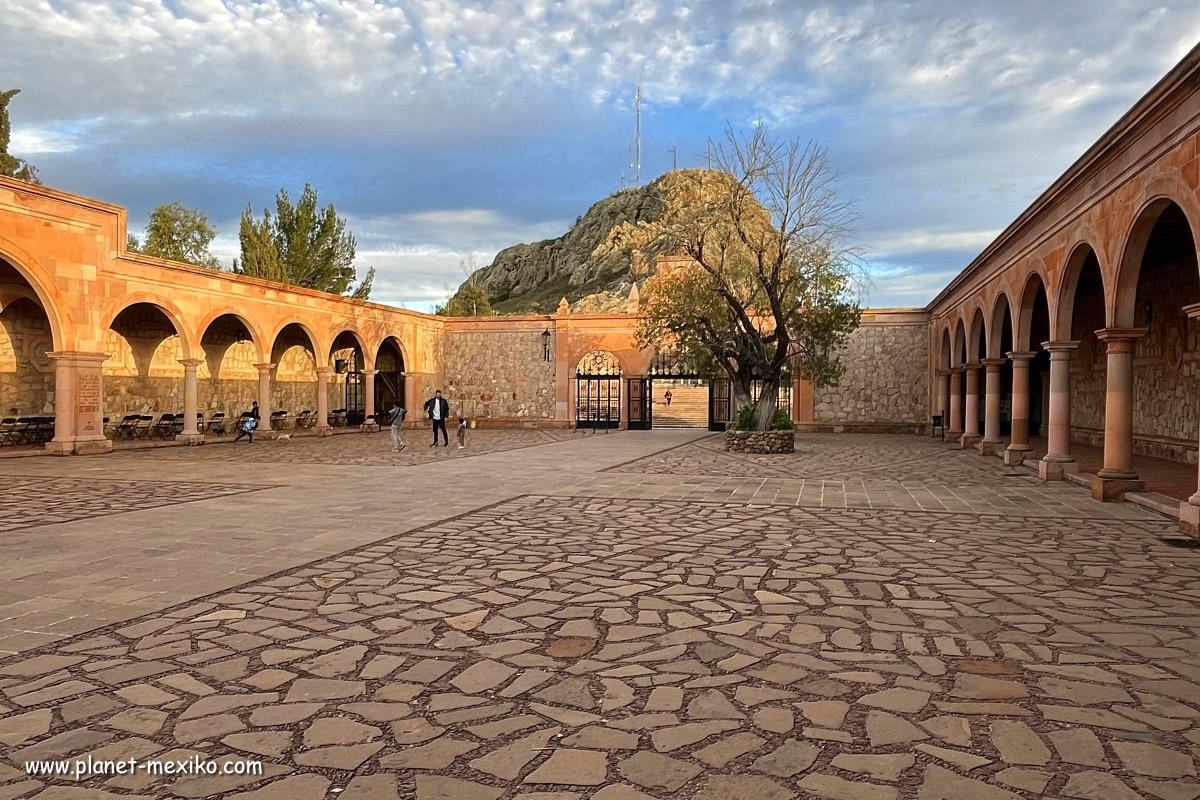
top-left (0, 429), bottom-right (1197, 799)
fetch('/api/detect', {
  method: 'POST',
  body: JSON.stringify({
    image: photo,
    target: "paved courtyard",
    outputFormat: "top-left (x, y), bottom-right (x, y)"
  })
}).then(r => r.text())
top-left (0, 430), bottom-right (1197, 799)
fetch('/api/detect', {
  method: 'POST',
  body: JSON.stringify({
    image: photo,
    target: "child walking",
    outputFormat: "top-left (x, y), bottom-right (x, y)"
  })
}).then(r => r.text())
top-left (456, 417), bottom-right (467, 450)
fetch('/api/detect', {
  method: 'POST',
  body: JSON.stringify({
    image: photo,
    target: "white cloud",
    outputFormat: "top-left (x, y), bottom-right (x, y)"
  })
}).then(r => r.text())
top-left (5, 1), bottom-right (1200, 311)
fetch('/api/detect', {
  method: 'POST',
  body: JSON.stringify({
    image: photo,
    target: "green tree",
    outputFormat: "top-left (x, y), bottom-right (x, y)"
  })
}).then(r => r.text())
top-left (640, 126), bottom-right (863, 430)
top-left (235, 184), bottom-right (373, 298)
top-left (0, 89), bottom-right (40, 184)
top-left (127, 201), bottom-right (221, 268)
top-left (436, 283), bottom-right (492, 316)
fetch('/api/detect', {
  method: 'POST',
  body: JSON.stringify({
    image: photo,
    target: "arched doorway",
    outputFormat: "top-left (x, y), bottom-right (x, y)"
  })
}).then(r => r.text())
top-left (575, 350), bottom-right (621, 429)
top-left (199, 314), bottom-right (260, 425)
top-left (1105, 200), bottom-right (1200, 499)
top-left (330, 331), bottom-right (367, 425)
top-left (375, 337), bottom-right (406, 416)
top-left (104, 301), bottom-right (188, 418)
top-left (990, 295), bottom-right (1014, 437)
top-left (0, 261), bottom-right (56, 445)
top-left (270, 323), bottom-right (319, 426)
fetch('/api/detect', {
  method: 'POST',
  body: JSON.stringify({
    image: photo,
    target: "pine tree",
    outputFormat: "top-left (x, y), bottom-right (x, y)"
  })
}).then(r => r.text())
top-left (0, 89), bottom-right (40, 184)
top-left (235, 184), bottom-right (372, 298)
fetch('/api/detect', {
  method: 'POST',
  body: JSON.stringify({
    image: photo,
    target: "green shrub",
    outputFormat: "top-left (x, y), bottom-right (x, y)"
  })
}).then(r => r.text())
top-left (734, 404), bottom-right (794, 431)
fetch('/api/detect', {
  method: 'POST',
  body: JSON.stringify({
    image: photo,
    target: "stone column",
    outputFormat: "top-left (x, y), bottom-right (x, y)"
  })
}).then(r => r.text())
top-left (1004, 351), bottom-right (1035, 465)
top-left (177, 358), bottom-right (203, 444)
top-left (960, 363), bottom-right (981, 449)
top-left (315, 366), bottom-right (332, 436)
top-left (935, 370), bottom-right (949, 420)
top-left (1038, 341), bottom-right (1079, 480)
top-left (363, 369), bottom-right (378, 430)
top-left (947, 368), bottom-right (964, 437)
top-left (254, 363), bottom-right (274, 423)
top-left (977, 359), bottom-right (1005, 455)
top-left (1092, 328), bottom-right (1147, 501)
top-left (1180, 305), bottom-right (1200, 535)
top-left (46, 351), bottom-right (111, 455)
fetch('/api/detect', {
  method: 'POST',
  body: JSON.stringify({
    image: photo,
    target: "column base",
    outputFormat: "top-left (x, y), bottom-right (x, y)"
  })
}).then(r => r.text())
top-left (1179, 502), bottom-right (1200, 537)
top-left (46, 437), bottom-right (113, 456)
top-left (976, 439), bottom-right (1003, 456)
top-left (175, 433), bottom-right (205, 445)
top-left (1004, 446), bottom-right (1031, 466)
top-left (316, 425), bottom-right (333, 437)
top-left (1038, 457), bottom-right (1078, 481)
top-left (957, 433), bottom-right (980, 449)
top-left (1091, 473), bottom-right (1145, 502)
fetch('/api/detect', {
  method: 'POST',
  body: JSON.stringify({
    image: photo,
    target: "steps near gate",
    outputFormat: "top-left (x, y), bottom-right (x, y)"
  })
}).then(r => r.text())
top-left (654, 385), bottom-right (708, 428)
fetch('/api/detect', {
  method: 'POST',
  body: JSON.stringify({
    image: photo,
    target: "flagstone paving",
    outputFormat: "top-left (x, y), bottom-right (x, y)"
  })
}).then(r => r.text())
top-left (109, 428), bottom-right (594, 467)
top-left (0, 430), bottom-right (1195, 798)
top-left (1, 482), bottom-right (1197, 798)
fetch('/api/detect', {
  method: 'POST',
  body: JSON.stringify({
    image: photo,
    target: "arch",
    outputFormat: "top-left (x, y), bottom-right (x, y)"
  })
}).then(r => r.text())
top-left (1113, 191), bottom-right (1200, 327)
top-left (939, 326), bottom-right (952, 370)
top-left (0, 241), bottom-right (68, 351)
top-left (375, 333), bottom-right (411, 374)
top-left (267, 318), bottom-right (322, 362)
top-left (575, 349), bottom-right (624, 376)
top-left (1014, 270), bottom-right (1051, 351)
top-left (195, 309), bottom-right (266, 364)
top-left (102, 294), bottom-right (194, 360)
top-left (952, 318), bottom-right (967, 368)
top-left (967, 305), bottom-right (987, 363)
top-left (328, 327), bottom-right (371, 368)
top-left (988, 292), bottom-right (1013, 357)
top-left (1053, 240), bottom-right (1107, 341)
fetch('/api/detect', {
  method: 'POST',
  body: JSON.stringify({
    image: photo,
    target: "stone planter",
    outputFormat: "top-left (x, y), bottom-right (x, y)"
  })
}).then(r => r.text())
top-left (725, 430), bottom-right (795, 454)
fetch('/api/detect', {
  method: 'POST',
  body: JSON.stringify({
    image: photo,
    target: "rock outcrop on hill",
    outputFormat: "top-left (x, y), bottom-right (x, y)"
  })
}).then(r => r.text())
top-left (453, 169), bottom-right (738, 314)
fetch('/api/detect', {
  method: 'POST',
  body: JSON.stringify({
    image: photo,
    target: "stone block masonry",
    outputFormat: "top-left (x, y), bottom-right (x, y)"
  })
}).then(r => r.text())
top-left (443, 327), bottom-right (556, 423)
top-left (812, 314), bottom-right (929, 427)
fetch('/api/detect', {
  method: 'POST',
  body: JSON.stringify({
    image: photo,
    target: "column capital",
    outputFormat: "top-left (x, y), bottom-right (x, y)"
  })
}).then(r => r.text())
top-left (1095, 327), bottom-right (1146, 355)
top-left (1041, 340), bottom-right (1080, 353)
top-left (1184, 302), bottom-right (1200, 320)
top-left (315, 366), bottom-right (332, 377)
top-left (935, 368), bottom-right (951, 377)
top-left (253, 362), bottom-right (275, 373)
top-left (48, 350), bottom-right (109, 365)
top-left (178, 358), bottom-right (204, 368)
top-left (1094, 327), bottom-right (1147, 343)
top-left (963, 361), bottom-right (981, 370)
top-left (1006, 351), bottom-right (1036, 363)
top-left (363, 369), bottom-right (378, 377)
top-left (981, 358), bottom-right (1006, 369)
top-left (948, 366), bottom-right (965, 374)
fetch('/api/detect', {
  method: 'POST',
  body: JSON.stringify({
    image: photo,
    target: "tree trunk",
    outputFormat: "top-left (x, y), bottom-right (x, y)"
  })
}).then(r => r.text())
top-left (755, 377), bottom-right (780, 431)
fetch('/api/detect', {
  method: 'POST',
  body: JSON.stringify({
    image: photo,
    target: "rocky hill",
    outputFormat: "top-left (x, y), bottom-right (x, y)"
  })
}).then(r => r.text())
top-left (453, 169), bottom-right (739, 314)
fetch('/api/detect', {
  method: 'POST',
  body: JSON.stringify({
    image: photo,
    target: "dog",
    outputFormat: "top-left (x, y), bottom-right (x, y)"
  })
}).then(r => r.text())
top-left (274, 433), bottom-right (292, 442)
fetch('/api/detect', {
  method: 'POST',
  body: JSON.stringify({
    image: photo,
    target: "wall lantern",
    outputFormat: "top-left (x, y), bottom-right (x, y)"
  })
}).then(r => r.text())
top-left (334, 358), bottom-right (348, 374)
top-left (235, 330), bottom-right (246, 345)
top-left (541, 328), bottom-right (552, 362)
top-left (1144, 300), bottom-right (1153, 325)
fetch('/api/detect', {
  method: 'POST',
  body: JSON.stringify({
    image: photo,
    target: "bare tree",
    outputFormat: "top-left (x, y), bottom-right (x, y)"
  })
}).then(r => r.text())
top-left (643, 125), bottom-right (864, 430)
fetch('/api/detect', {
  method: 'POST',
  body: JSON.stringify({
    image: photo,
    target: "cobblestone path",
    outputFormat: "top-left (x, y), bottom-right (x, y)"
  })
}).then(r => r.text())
top-left (1, 480), bottom-right (1195, 799)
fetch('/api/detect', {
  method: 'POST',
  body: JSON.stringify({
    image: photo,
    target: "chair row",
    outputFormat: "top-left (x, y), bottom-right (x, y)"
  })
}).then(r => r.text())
top-left (104, 408), bottom-right (352, 441)
top-left (0, 416), bottom-right (57, 447)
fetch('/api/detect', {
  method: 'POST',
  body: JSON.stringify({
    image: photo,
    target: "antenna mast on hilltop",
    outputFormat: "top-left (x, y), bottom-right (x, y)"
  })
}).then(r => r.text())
top-left (635, 81), bottom-right (641, 185)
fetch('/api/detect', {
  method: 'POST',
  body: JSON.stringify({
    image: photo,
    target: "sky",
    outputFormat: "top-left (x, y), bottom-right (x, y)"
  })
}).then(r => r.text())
top-left (3, 1), bottom-right (1200, 312)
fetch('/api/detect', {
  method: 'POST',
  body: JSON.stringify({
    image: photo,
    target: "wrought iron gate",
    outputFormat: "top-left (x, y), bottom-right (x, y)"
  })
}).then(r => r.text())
top-left (709, 378), bottom-right (732, 431)
top-left (575, 350), bottom-right (621, 429)
top-left (628, 378), bottom-right (651, 430)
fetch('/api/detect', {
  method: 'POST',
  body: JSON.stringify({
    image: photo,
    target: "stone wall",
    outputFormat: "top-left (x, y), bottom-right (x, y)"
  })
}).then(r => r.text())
top-left (812, 320), bottom-right (929, 426)
top-left (443, 328), bottom-right (556, 423)
top-left (0, 298), bottom-right (54, 415)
